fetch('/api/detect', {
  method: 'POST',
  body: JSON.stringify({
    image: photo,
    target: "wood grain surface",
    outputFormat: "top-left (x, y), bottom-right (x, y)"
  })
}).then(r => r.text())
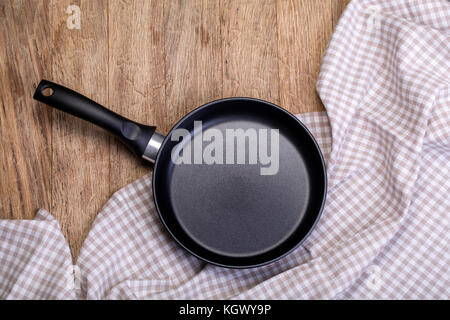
top-left (0, 0), bottom-right (350, 261)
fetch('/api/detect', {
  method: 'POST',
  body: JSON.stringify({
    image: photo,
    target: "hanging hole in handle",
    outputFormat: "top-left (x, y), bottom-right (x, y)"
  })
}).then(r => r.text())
top-left (41, 87), bottom-right (54, 97)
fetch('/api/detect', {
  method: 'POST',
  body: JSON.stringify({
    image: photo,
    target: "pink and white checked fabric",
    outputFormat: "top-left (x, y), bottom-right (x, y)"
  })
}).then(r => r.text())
top-left (1, 0), bottom-right (449, 299)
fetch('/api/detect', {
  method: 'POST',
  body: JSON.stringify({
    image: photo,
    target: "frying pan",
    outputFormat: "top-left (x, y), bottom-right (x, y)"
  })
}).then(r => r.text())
top-left (33, 79), bottom-right (326, 268)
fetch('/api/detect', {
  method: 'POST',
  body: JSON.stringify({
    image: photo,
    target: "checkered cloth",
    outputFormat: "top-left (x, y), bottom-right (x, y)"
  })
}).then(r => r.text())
top-left (1, 0), bottom-right (449, 299)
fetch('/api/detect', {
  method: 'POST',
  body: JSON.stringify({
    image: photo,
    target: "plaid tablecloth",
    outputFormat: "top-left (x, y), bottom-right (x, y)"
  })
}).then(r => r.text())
top-left (1, 0), bottom-right (449, 299)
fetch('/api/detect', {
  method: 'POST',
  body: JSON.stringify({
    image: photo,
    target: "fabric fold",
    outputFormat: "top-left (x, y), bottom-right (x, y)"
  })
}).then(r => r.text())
top-left (0, 209), bottom-right (75, 299)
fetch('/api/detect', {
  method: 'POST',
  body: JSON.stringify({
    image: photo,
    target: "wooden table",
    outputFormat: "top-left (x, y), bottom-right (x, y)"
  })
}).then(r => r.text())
top-left (0, 0), bottom-right (349, 261)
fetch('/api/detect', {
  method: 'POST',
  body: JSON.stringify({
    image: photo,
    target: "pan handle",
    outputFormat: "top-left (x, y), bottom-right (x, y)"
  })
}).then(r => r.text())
top-left (33, 79), bottom-right (164, 163)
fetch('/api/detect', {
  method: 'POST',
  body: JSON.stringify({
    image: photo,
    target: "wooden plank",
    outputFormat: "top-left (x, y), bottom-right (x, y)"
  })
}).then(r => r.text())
top-left (50, 0), bottom-right (109, 260)
top-left (221, 0), bottom-right (279, 103)
top-left (277, 0), bottom-right (339, 114)
top-left (0, 1), bottom-right (52, 219)
top-left (164, 0), bottom-right (223, 131)
top-left (108, 0), bottom-right (166, 191)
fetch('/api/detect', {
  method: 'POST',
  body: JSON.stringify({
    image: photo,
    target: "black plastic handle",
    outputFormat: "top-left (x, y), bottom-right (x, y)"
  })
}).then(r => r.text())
top-left (33, 80), bottom-right (156, 157)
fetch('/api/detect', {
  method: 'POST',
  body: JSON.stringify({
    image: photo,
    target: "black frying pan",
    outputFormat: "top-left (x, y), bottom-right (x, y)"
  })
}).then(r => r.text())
top-left (33, 79), bottom-right (326, 268)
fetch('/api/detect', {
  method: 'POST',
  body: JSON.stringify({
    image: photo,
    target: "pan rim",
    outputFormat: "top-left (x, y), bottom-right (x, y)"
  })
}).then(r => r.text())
top-left (152, 97), bottom-right (327, 268)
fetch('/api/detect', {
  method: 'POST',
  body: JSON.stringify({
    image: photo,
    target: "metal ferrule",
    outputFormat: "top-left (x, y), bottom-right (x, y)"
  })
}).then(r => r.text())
top-left (142, 132), bottom-right (165, 163)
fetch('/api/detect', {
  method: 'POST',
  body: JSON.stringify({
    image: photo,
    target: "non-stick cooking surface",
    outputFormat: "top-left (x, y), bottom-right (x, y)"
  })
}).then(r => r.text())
top-left (153, 98), bottom-right (326, 267)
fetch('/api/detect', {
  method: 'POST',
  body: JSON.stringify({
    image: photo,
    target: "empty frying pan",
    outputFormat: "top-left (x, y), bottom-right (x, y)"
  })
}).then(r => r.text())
top-left (33, 79), bottom-right (326, 268)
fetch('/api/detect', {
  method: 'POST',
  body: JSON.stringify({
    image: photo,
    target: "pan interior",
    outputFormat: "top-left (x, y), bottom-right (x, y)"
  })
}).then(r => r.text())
top-left (153, 99), bottom-right (326, 267)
